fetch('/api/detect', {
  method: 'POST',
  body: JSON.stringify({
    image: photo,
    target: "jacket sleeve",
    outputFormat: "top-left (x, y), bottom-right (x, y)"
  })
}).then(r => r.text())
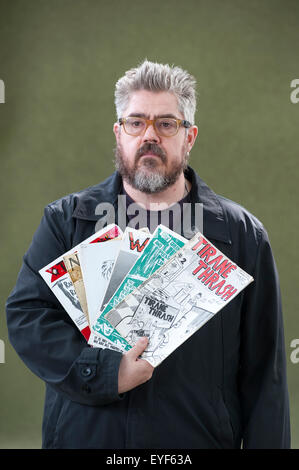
top-left (6, 204), bottom-right (125, 406)
top-left (239, 226), bottom-right (291, 448)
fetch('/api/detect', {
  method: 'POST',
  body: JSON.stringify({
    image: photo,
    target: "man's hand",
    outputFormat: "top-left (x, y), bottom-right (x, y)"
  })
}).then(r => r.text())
top-left (118, 337), bottom-right (154, 394)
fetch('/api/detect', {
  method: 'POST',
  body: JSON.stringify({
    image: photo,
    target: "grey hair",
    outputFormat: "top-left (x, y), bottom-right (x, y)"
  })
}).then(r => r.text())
top-left (114, 60), bottom-right (197, 125)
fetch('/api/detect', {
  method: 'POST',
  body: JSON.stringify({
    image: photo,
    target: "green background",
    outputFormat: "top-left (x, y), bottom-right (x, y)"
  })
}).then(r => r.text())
top-left (0, 0), bottom-right (298, 448)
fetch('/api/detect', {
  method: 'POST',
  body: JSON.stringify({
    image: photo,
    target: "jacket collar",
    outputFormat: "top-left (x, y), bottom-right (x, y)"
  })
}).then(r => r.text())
top-left (72, 166), bottom-right (231, 244)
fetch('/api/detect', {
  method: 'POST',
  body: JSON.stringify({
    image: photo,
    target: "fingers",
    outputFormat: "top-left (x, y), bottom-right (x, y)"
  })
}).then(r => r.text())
top-left (118, 337), bottom-right (154, 394)
top-left (127, 336), bottom-right (149, 360)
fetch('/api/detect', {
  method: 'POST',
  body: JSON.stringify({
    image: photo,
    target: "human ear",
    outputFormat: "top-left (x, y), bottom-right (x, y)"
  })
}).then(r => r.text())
top-left (113, 122), bottom-right (121, 142)
top-left (187, 125), bottom-right (198, 152)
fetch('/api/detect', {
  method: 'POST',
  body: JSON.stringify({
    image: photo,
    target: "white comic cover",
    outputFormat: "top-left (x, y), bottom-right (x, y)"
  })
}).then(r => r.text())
top-left (39, 224), bottom-right (122, 348)
top-left (78, 238), bottom-right (122, 328)
top-left (104, 231), bottom-right (254, 367)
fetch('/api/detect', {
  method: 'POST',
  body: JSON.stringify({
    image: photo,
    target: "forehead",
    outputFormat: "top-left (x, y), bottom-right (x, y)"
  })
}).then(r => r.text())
top-left (123, 90), bottom-right (182, 118)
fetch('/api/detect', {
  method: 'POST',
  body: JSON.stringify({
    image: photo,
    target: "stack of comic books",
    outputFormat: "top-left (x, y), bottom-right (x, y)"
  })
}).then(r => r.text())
top-left (39, 224), bottom-right (254, 367)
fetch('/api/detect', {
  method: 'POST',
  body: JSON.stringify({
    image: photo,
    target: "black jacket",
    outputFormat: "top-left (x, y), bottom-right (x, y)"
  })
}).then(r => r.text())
top-left (6, 167), bottom-right (290, 449)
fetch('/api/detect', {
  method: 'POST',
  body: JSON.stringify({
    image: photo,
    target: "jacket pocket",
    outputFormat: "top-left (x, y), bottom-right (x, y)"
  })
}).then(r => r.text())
top-left (42, 390), bottom-right (66, 449)
top-left (52, 397), bottom-right (70, 449)
top-left (214, 387), bottom-right (235, 448)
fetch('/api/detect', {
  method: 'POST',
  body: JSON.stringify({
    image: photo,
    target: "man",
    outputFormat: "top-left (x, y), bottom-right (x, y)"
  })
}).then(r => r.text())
top-left (6, 60), bottom-right (290, 449)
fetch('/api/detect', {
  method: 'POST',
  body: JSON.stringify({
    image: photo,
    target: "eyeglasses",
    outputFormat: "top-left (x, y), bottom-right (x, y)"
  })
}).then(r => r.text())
top-left (118, 116), bottom-right (192, 137)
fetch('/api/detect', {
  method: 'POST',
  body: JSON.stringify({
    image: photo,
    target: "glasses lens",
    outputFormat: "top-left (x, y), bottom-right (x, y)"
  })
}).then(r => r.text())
top-left (124, 117), bottom-right (146, 135)
top-left (155, 118), bottom-right (178, 136)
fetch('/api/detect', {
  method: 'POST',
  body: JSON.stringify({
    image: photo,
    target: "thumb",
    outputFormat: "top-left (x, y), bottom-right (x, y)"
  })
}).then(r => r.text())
top-left (128, 337), bottom-right (149, 359)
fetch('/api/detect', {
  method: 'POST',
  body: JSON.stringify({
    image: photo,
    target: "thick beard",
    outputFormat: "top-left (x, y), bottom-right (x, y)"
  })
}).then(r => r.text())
top-left (114, 141), bottom-right (189, 194)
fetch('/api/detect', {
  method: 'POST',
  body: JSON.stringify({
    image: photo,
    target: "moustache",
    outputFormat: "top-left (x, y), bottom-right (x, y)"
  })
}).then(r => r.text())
top-left (135, 143), bottom-right (167, 163)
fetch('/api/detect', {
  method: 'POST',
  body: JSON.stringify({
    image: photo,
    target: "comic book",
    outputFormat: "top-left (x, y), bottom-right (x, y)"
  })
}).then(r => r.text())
top-left (99, 225), bottom-right (187, 319)
top-left (104, 231), bottom-right (254, 367)
top-left (99, 227), bottom-right (151, 312)
top-left (77, 238), bottom-right (122, 328)
top-left (39, 224), bottom-right (122, 345)
top-left (89, 227), bottom-right (152, 351)
top-left (63, 252), bottom-right (90, 326)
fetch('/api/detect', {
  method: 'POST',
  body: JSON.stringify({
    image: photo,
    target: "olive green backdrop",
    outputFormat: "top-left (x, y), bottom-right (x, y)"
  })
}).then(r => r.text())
top-left (0, 0), bottom-right (298, 449)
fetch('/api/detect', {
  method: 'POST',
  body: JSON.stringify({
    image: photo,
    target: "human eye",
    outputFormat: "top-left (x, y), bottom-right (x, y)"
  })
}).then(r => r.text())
top-left (157, 118), bottom-right (176, 135)
top-left (161, 120), bottom-right (172, 127)
top-left (129, 118), bottom-right (144, 127)
top-left (157, 118), bottom-right (177, 130)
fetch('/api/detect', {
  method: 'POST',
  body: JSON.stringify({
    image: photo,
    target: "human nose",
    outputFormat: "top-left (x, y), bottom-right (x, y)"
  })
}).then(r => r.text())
top-left (142, 120), bottom-right (161, 142)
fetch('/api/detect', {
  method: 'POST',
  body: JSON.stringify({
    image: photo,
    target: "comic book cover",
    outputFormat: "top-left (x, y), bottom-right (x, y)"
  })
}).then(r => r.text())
top-left (63, 252), bottom-right (90, 326)
top-left (78, 238), bottom-right (122, 328)
top-left (39, 224), bottom-right (122, 345)
top-left (99, 227), bottom-right (151, 312)
top-left (89, 227), bottom-right (151, 351)
top-left (99, 225), bottom-right (187, 319)
top-left (104, 231), bottom-right (254, 367)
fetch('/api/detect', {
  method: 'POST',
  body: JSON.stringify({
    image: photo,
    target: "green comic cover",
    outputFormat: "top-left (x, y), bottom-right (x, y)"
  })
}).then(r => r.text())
top-left (93, 226), bottom-right (187, 338)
